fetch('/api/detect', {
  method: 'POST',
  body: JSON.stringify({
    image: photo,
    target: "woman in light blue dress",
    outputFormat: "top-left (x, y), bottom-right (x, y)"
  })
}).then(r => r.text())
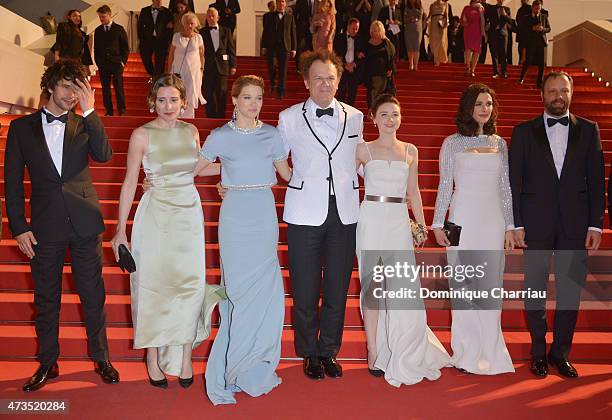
top-left (196, 75), bottom-right (292, 405)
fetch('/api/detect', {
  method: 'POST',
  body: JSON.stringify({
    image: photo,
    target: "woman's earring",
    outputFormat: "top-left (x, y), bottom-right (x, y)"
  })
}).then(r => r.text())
top-left (373, 121), bottom-right (377, 127)
top-left (232, 106), bottom-right (238, 122)
top-left (149, 107), bottom-right (154, 114)
top-left (180, 107), bottom-right (185, 115)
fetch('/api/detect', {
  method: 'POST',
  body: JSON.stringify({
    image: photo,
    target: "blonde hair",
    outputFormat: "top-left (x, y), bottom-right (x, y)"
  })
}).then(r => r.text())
top-left (231, 75), bottom-right (265, 98)
top-left (369, 20), bottom-right (387, 39)
top-left (181, 12), bottom-right (200, 31)
top-left (318, 0), bottom-right (336, 14)
top-left (146, 73), bottom-right (188, 110)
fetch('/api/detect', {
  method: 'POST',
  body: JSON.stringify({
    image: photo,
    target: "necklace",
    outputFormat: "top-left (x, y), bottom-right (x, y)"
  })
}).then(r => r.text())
top-left (228, 119), bottom-right (263, 134)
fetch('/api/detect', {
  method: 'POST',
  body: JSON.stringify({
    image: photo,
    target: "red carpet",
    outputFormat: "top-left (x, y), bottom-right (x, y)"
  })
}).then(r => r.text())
top-left (0, 54), bottom-right (610, 416)
top-left (0, 361), bottom-right (610, 419)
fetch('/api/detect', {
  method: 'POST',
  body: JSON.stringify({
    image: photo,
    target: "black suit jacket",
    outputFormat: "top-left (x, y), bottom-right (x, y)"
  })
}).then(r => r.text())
top-left (52, 22), bottom-right (93, 65)
top-left (378, 5), bottom-right (402, 33)
top-left (137, 5), bottom-right (174, 46)
top-left (522, 13), bottom-right (550, 47)
top-left (4, 111), bottom-right (112, 242)
top-left (485, 4), bottom-right (514, 36)
top-left (333, 32), bottom-right (366, 65)
top-left (202, 26), bottom-right (236, 76)
top-left (210, 0), bottom-right (241, 31)
top-left (93, 22), bottom-right (129, 68)
top-left (261, 12), bottom-right (297, 52)
top-left (509, 114), bottom-right (605, 241)
top-left (294, 0), bottom-right (314, 37)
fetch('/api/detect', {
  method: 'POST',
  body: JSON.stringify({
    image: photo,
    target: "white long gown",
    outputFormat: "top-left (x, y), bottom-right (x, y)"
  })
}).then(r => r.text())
top-left (356, 145), bottom-right (451, 387)
top-left (171, 32), bottom-right (206, 113)
top-left (432, 133), bottom-right (515, 375)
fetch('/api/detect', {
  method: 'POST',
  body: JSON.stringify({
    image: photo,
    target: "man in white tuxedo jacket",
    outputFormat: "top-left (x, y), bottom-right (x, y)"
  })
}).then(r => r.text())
top-left (277, 49), bottom-right (364, 380)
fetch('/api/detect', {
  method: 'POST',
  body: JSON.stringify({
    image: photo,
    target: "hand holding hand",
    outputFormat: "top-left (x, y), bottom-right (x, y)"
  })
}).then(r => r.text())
top-left (15, 231), bottom-right (37, 259)
top-left (514, 229), bottom-right (527, 248)
top-left (504, 231), bottom-right (516, 251)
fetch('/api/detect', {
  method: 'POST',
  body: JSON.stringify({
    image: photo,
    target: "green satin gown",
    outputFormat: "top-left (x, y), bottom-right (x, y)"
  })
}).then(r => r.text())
top-left (130, 120), bottom-right (224, 376)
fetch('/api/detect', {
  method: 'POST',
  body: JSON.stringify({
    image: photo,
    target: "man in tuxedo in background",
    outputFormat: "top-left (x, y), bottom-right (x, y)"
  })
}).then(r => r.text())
top-left (510, 71), bottom-right (605, 379)
top-left (333, 18), bottom-right (365, 106)
top-left (210, 0), bottom-right (241, 33)
top-left (94, 5), bottom-right (129, 116)
top-left (516, 0), bottom-right (532, 64)
top-left (137, 0), bottom-right (174, 80)
top-left (518, 0), bottom-right (550, 88)
top-left (202, 7), bottom-right (236, 118)
top-left (261, 0), bottom-right (297, 99)
top-left (4, 60), bottom-right (118, 391)
top-left (378, 0), bottom-right (402, 60)
top-left (486, 0), bottom-right (513, 78)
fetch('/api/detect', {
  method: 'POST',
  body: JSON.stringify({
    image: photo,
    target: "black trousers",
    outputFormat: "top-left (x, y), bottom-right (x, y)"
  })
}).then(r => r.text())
top-left (99, 63), bottom-right (125, 115)
top-left (139, 38), bottom-right (168, 77)
top-left (266, 48), bottom-right (289, 95)
top-left (520, 44), bottom-right (545, 87)
top-left (31, 228), bottom-right (109, 365)
top-left (478, 37), bottom-right (488, 63)
top-left (287, 197), bottom-right (356, 358)
top-left (203, 66), bottom-right (228, 119)
top-left (337, 69), bottom-right (360, 106)
top-left (489, 31), bottom-right (508, 75)
top-left (523, 225), bottom-right (587, 360)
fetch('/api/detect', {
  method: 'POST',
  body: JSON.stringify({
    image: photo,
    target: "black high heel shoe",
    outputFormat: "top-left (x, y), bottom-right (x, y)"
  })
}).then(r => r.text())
top-left (147, 365), bottom-right (168, 389)
top-left (178, 376), bottom-right (193, 388)
top-left (368, 368), bottom-right (384, 377)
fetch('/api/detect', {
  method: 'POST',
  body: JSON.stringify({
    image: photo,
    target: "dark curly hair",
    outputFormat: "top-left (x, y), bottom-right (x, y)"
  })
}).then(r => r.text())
top-left (455, 83), bottom-right (498, 137)
top-left (40, 59), bottom-right (87, 95)
top-left (299, 49), bottom-right (343, 80)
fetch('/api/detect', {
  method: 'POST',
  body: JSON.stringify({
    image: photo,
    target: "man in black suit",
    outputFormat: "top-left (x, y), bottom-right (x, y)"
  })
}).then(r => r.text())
top-left (4, 60), bottom-right (118, 392)
top-left (138, 0), bottom-right (174, 79)
top-left (294, 0), bottom-right (316, 71)
top-left (486, 0), bottom-right (513, 78)
top-left (202, 7), bottom-right (236, 118)
top-left (210, 0), bottom-right (241, 33)
top-left (94, 5), bottom-right (129, 116)
top-left (518, 0), bottom-right (550, 89)
top-left (378, 0), bottom-right (402, 60)
top-left (333, 18), bottom-right (365, 106)
top-left (510, 71), bottom-right (605, 379)
top-left (261, 0), bottom-right (297, 99)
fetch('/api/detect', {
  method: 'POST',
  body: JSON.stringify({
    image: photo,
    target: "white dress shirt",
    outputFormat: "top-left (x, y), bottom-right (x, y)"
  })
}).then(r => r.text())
top-left (41, 108), bottom-right (94, 176)
top-left (306, 98), bottom-right (340, 193)
top-left (345, 34), bottom-right (355, 64)
top-left (210, 26), bottom-right (220, 51)
top-left (542, 111), bottom-right (601, 233)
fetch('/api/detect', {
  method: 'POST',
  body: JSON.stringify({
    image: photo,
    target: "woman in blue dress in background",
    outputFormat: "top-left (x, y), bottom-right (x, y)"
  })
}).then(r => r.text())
top-left (197, 75), bottom-right (292, 405)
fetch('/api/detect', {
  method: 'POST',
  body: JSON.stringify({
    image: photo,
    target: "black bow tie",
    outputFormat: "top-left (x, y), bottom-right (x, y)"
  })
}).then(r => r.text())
top-left (316, 107), bottom-right (334, 118)
top-left (42, 109), bottom-right (68, 124)
top-left (348, 35), bottom-right (355, 39)
top-left (209, 26), bottom-right (218, 31)
top-left (152, 7), bottom-right (160, 11)
top-left (547, 116), bottom-right (569, 127)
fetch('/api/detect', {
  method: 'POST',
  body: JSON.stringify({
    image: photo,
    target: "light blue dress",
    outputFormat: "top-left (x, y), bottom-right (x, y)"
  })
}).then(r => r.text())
top-left (200, 121), bottom-right (287, 405)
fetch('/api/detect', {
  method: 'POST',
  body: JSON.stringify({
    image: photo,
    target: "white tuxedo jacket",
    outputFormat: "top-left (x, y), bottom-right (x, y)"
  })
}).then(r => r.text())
top-left (278, 98), bottom-right (364, 226)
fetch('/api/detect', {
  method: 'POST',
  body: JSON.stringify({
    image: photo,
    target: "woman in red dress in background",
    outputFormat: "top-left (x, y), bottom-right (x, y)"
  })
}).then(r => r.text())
top-left (461, 0), bottom-right (486, 77)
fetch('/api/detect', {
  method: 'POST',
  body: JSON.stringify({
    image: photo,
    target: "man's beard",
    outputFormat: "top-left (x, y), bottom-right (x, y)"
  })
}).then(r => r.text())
top-left (544, 99), bottom-right (569, 116)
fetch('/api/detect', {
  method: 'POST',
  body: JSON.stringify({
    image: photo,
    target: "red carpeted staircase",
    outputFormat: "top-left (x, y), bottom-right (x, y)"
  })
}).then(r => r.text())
top-left (0, 54), bottom-right (611, 364)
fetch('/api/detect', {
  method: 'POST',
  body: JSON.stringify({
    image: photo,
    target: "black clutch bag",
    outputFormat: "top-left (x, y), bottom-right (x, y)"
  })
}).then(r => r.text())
top-left (118, 244), bottom-right (136, 273)
top-left (442, 221), bottom-right (462, 246)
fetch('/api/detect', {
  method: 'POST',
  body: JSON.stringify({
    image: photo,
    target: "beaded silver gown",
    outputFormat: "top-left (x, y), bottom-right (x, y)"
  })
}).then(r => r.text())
top-left (432, 133), bottom-right (515, 375)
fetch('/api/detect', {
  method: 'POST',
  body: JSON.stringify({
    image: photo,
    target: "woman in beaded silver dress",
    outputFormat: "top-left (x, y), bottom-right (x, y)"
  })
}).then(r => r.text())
top-left (431, 83), bottom-right (516, 375)
top-left (197, 75), bottom-right (292, 405)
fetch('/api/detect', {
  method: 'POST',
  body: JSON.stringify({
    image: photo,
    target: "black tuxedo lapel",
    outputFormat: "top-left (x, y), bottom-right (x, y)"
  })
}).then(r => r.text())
top-left (532, 116), bottom-right (557, 178)
top-left (29, 112), bottom-right (61, 179)
top-left (61, 112), bottom-right (80, 177)
top-left (560, 114), bottom-right (581, 180)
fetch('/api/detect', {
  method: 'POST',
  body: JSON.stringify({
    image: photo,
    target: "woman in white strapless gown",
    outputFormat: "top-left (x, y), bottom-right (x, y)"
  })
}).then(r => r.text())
top-left (356, 94), bottom-right (450, 387)
top-left (432, 83), bottom-right (516, 375)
